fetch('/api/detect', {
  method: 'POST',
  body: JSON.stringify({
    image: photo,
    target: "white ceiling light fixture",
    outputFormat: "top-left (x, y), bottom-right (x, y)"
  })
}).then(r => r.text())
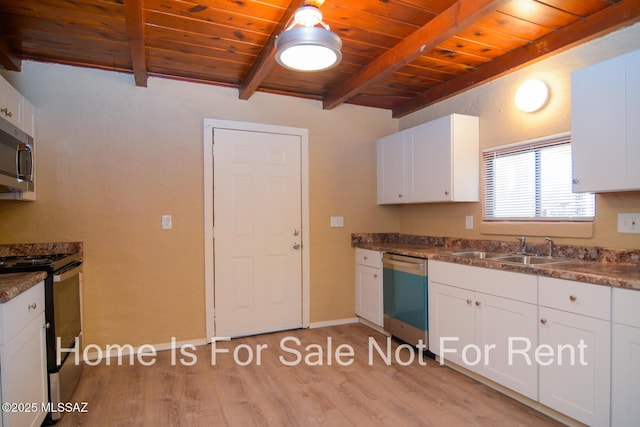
top-left (515, 79), bottom-right (549, 112)
top-left (275, 5), bottom-right (342, 72)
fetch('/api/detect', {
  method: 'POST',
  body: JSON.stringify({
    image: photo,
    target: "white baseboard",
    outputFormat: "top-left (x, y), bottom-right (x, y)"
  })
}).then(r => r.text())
top-left (309, 317), bottom-right (359, 329)
top-left (81, 338), bottom-right (209, 362)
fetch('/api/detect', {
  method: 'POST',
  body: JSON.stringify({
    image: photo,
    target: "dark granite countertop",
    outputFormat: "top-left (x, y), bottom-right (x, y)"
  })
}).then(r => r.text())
top-left (0, 272), bottom-right (47, 303)
top-left (353, 235), bottom-right (640, 291)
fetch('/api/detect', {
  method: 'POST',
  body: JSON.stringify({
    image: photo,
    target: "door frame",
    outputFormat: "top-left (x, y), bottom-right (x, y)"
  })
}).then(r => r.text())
top-left (203, 119), bottom-right (310, 340)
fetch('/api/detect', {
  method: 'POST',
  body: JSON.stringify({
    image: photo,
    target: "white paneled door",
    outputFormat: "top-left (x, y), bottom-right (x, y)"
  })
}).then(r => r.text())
top-left (213, 128), bottom-right (302, 337)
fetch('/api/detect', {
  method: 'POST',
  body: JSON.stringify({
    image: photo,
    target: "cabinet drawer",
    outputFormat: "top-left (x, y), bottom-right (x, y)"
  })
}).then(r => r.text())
top-left (613, 287), bottom-right (640, 327)
top-left (430, 260), bottom-right (537, 304)
top-left (539, 277), bottom-right (610, 320)
top-left (0, 281), bottom-right (45, 345)
top-left (355, 248), bottom-right (381, 268)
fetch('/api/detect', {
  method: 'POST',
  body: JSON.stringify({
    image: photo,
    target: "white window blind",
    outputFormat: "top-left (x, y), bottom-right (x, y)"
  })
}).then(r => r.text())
top-left (483, 134), bottom-right (595, 221)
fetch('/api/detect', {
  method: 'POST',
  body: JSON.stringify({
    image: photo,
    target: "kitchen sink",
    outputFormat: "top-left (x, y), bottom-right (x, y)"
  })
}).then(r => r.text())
top-left (451, 251), bottom-right (573, 265)
top-left (451, 251), bottom-right (507, 259)
top-left (492, 255), bottom-right (573, 265)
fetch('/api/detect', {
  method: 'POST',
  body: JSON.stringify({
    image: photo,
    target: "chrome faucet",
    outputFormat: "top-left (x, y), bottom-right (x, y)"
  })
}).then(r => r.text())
top-left (516, 236), bottom-right (527, 254)
top-left (545, 237), bottom-right (554, 258)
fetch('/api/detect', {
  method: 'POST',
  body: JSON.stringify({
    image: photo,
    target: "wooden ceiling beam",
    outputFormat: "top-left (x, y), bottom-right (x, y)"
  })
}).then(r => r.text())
top-left (322, 0), bottom-right (511, 110)
top-left (0, 36), bottom-right (21, 71)
top-left (124, 0), bottom-right (147, 87)
top-left (239, 0), bottom-right (306, 100)
top-left (392, 0), bottom-right (640, 118)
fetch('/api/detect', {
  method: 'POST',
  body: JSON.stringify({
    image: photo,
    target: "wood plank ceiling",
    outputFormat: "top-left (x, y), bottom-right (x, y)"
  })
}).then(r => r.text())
top-left (0, 0), bottom-right (639, 117)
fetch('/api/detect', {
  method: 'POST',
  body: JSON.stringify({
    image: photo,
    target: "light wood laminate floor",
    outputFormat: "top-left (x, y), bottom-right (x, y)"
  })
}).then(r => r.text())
top-left (58, 324), bottom-right (562, 426)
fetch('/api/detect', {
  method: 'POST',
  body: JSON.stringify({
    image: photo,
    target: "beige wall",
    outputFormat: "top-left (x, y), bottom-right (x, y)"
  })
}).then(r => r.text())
top-left (0, 63), bottom-right (398, 347)
top-left (398, 22), bottom-right (640, 250)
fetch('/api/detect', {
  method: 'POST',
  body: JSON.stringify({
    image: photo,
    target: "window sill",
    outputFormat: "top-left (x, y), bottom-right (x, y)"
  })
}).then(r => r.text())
top-left (479, 220), bottom-right (594, 239)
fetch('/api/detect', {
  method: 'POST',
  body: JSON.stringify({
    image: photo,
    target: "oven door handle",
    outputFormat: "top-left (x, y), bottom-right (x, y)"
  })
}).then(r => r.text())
top-left (54, 264), bottom-right (83, 282)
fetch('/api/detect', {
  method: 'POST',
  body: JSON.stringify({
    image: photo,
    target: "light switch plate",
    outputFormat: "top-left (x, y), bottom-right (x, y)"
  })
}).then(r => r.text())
top-left (465, 215), bottom-right (474, 230)
top-left (162, 215), bottom-right (172, 230)
top-left (618, 213), bottom-right (640, 233)
top-left (330, 216), bottom-right (344, 228)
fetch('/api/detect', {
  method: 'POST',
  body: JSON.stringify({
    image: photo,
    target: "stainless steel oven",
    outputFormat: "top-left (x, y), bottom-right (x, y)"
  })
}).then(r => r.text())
top-left (48, 261), bottom-right (83, 421)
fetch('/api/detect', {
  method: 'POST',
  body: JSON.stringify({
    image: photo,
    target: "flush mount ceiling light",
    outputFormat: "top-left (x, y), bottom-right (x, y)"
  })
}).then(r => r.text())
top-left (515, 79), bottom-right (549, 112)
top-left (275, 5), bottom-right (342, 72)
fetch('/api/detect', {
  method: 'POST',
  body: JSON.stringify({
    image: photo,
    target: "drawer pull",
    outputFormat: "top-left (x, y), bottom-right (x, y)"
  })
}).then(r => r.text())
top-left (374, 274), bottom-right (378, 278)
top-left (569, 295), bottom-right (577, 302)
top-left (540, 318), bottom-right (547, 325)
top-left (363, 256), bottom-right (368, 260)
top-left (466, 299), bottom-right (472, 305)
top-left (27, 303), bottom-right (37, 310)
top-left (475, 301), bottom-right (481, 306)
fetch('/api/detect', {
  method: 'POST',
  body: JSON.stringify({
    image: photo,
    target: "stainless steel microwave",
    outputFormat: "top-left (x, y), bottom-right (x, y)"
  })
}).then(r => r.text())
top-left (0, 115), bottom-right (33, 193)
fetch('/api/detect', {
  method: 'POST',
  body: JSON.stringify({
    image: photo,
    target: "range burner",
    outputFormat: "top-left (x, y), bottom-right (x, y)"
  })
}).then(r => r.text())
top-left (0, 253), bottom-right (80, 272)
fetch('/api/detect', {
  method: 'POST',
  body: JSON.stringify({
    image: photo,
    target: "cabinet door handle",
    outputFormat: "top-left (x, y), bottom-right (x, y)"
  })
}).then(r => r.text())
top-left (475, 301), bottom-right (481, 306)
top-left (398, 194), bottom-right (403, 198)
top-left (444, 190), bottom-right (450, 196)
top-left (569, 295), bottom-right (577, 302)
top-left (572, 178), bottom-right (579, 184)
top-left (28, 302), bottom-right (37, 310)
top-left (540, 318), bottom-right (547, 325)
top-left (374, 274), bottom-right (378, 278)
top-left (466, 299), bottom-right (472, 305)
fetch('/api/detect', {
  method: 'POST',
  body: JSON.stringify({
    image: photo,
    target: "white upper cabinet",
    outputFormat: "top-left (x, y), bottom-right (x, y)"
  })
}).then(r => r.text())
top-left (0, 74), bottom-right (35, 138)
top-left (571, 49), bottom-right (640, 193)
top-left (376, 113), bottom-right (479, 204)
top-left (376, 131), bottom-right (406, 204)
top-left (0, 75), bottom-right (22, 129)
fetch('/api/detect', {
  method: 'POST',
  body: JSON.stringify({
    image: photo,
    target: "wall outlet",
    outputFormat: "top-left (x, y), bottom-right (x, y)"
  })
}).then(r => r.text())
top-left (330, 216), bottom-right (344, 228)
top-left (618, 213), bottom-right (640, 234)
top-left (465, 215), bottom-right (474, 230)
top-left (162, 214), bottom-right (172, 230)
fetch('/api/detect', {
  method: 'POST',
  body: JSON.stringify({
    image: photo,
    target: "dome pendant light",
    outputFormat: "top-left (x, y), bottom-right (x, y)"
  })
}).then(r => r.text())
top-left (275, 5), bottom-right (342, 72)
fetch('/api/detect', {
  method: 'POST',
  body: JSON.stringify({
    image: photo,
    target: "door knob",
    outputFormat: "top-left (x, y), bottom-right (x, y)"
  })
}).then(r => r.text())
top-left (293, 243), bottom-right (301, 250)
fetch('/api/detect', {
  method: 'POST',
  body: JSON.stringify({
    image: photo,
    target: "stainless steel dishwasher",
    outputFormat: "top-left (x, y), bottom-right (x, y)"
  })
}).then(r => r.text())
top-left (382, 253), bottom-right (428, 348)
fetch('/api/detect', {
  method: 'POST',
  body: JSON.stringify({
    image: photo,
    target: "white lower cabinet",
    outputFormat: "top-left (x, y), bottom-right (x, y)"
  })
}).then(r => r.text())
top-left (429, 282), bottom-right (475, 367)
top-left (0, 282), bottom-right (48, 427)
top-left (612, 287), bottom-right (640, 427)
top-left (538, 277), bottom-right (611, 427)
top-left (355, 248), bottom-right (383, 327)
top-left (430, 261), bottom-right (620, 425)
top-left (475, 293), bottom-right (538, 399)
top-left (429, 261), bottom-right (538, 400)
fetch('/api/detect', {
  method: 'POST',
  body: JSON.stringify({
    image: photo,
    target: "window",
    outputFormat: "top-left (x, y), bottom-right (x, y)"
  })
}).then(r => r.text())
top-left (483, 134), bottom-right (595, 221)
